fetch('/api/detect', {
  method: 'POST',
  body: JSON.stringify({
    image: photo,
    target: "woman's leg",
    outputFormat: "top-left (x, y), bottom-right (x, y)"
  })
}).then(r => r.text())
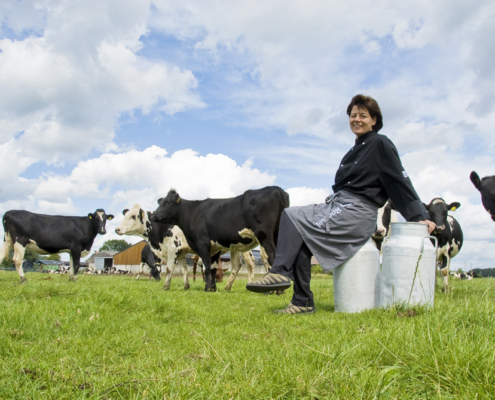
top-left (290, 242), bottom-right (314, 308)
top-left (247, 211), bottom-right (314, 308)
top-left (269, 211), bottom-right (306, 279)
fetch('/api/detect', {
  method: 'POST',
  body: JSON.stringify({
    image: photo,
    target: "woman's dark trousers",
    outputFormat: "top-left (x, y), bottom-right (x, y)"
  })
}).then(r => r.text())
top-left (270, 211), bottom-right (314, 308)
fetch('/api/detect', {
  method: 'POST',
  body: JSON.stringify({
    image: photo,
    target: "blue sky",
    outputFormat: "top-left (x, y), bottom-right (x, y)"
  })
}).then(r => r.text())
top-left (1, 0), bottom-right (495, 270)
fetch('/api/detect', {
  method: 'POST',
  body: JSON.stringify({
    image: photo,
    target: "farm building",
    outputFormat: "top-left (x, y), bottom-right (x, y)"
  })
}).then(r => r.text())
top-left (86, 251), bottom-right (118, 271)
top-left (35, 260), bottom-right (65, 272)
top-left (113, 241), bottom-right (149, 273)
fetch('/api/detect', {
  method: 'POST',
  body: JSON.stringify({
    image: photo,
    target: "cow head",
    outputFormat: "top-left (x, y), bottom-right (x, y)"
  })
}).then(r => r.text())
top-left (115, 204), bottom-right (148, 236)
top-left (152, 189), bottom-right (181, 224)
top-left (470, 171), bottom-right (495, 222)
top-left (149, 263), bottom-right (161, 281)
top-left (88, 209), bottom-right (114, 234)
top-left (373, 200), bottom-right (395, 239)
top-left (424, 198), bottom-right (460, 232)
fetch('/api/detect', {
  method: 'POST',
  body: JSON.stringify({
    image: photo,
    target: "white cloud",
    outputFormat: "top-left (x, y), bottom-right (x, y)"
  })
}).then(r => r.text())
top-left (31, 145), bottom-right (275, 209)
top-left (286, 187), bottom-right (329, 207)
top-left (0, 0), bottom-right (204, 179)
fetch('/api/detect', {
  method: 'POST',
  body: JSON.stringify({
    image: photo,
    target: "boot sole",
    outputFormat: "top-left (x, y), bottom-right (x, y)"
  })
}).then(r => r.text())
top-left (274, 309), bottom-right (315, 315)
top-left (246, 282), bottom-right (291, 293)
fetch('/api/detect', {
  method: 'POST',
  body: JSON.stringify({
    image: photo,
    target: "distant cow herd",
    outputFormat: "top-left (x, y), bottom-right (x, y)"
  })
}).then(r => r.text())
top-left (1, 170), bottom-right (494, 292)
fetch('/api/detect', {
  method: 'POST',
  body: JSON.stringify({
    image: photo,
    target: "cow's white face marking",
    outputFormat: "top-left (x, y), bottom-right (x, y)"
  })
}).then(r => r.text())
top-left (97, 211), bottom-right (104, 221)
top-left (116, 205), bottom-right (148, 236)
top-left (432, 199), bottom-right (445, 205)
top-left (374, 204), bottom-right (398, 238)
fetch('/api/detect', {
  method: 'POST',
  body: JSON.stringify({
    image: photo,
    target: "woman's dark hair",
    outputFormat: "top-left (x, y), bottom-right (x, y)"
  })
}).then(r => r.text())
top-left (346, 94), bottom-right (383, 132)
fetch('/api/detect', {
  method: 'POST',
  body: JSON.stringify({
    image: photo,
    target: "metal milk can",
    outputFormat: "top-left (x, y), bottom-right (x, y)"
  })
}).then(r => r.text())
top-left (380, 222), bottom-right (438, 308)
top-left (333, 239), bottom-right (380, 313)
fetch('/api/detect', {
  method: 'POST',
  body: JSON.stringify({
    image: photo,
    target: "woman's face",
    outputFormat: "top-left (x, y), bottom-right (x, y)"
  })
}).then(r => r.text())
top-left (349, 105), bottom-right (377, 136)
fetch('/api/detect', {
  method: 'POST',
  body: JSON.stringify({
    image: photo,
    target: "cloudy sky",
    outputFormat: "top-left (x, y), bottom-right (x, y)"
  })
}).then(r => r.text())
top-left (1, 0), bottom-right (495, 270)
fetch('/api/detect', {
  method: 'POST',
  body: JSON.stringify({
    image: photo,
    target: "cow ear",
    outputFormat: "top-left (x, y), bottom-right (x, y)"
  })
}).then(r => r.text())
top-left (175, 194), bottom-right (180, 204)
top-left (139, 208), bottom-right (144, 221)
top-left (448, 202), bottom-right (461, 211)
top-left (88, 213), bottom-right (93, 219)
top-left (157, 198), bottom-right (163, 205)
top-left (122, 209), bottom-right (129, 216)
top-left (107, 215), bottom-right (114, 220)
top-left (470, 171), bottom-right (482, 191)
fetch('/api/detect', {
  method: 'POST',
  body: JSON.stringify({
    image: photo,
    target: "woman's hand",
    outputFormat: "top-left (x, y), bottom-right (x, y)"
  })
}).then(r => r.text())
top-left (419, 220), bottom-right (436, 234)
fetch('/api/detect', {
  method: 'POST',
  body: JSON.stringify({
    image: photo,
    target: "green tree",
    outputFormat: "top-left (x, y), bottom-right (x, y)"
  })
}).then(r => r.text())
top-left (46, 254), bottom-right (61, 261)
top-left (99, 239), bottom-right (132, 253)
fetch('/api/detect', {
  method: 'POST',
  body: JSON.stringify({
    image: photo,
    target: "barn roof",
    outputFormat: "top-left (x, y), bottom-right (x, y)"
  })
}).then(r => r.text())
top-left (86, 251), bottom-right (119, 263)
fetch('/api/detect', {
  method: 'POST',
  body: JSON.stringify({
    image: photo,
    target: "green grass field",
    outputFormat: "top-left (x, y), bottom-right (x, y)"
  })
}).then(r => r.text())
top-left (1, 271), bottom-right (494, 399)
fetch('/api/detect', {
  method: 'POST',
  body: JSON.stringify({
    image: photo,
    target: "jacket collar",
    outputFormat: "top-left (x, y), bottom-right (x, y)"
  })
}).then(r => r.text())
top-left (355, 130), bottom-right (377, 144)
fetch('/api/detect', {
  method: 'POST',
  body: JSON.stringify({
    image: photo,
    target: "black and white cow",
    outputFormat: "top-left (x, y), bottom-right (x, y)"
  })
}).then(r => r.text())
top-left (470, 171), bottom-right (495, 221)
top-left (371, 200), bottom-right (398, 251)
top-left (139, 243), bottom-right (161, 281)
top-left (450, 271), bottom-right (473, 280)
top-left (115, 204), bottom-right (194, 290)
top-left (425, 198), bottom-right (463, 292)
top-left (152, 186), bottom-right (290, 291)
top-left (0, 209), bottom-right (114, 283)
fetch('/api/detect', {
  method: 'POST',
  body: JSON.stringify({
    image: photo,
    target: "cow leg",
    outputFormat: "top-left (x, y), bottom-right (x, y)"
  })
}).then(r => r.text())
top-left (242, 251), bottom-right (256, 283)
top-left (193, 255), bottom-right (199, 282)
top-left (162, 243), bottom-right (179, 290)
top-left (441, 255), bottom-right (450, 293)
top-left (0, 235), bottom-right (14, 270)
top-left (162, 263), bottom-right (175, 290)
top-left (210, 252), bottom-right (222, 283)
top-left (136, 262), bottom-right (144, 280)
top-left (259, 245), bottom-right (272, 273)
top-left (215, 255), bottom-right (223, 282)
top-left (68, 252), bottom-right (80, 282)
top-left (13, 242), bottom-right (27, 283)
top-left (177, 258), bottom-right (190, 290)
top-left (224, 250), bottom-right (241, 291)
top-left (196, 246), bottom-right (215, 292)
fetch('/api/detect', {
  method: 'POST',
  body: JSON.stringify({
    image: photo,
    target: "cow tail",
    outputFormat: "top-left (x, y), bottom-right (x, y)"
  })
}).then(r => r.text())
top-left (273, 189), bottom-right (290, 247)
top-left (1, 212), bottom-right (8, 241)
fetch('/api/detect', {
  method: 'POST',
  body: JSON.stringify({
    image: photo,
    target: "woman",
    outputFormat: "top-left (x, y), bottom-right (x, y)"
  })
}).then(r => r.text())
top-left (246, 94), bottom-right (435, 314)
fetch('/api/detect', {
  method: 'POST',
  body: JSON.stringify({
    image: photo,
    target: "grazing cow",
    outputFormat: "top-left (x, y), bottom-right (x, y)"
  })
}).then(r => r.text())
top-left (0, 209), bottom-right (113, 283)
top-left (451, 272), bottom-right (473, 280)
top-left (371, 200), bottom-right (398, 251)
top-left (425, 198), bottom-right (463, 292)
top-left (152, 186), bottom-right (290, 291)
top-left (138, 243), bottom-right (162, 281)
top-left (115, 204), bottom-right (197, 290)
top-left (470, 171), bottom-right (495, 221)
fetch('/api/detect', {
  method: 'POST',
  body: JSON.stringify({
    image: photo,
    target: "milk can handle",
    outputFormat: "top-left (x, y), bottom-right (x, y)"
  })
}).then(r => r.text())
top-left (421, 235), bottom-right (438, 253)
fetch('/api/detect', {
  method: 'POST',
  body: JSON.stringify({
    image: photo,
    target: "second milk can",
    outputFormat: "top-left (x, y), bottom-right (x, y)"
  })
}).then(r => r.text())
top-left (333, 239), bottom-right (380, 313)
top-left (380, 222), bottom-right (438, 308)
